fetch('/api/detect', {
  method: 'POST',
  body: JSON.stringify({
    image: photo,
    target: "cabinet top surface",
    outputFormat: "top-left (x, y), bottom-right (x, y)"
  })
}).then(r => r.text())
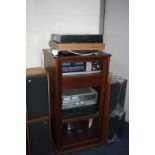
top-left (44, 50), bottom-right (111, 62)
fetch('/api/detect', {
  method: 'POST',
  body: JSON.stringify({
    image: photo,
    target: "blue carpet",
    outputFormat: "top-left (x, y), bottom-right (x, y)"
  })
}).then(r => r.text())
top-left (48, 122), bottom-right (129, 155)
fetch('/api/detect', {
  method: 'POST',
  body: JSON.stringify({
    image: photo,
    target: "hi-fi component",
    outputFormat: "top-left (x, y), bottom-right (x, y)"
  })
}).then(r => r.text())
top-left (51, 34), bottom-right (103, 43)
top-left (62, 87), bottom-right (98, 118)
top-left (62, 61), bottom-right (103, 76)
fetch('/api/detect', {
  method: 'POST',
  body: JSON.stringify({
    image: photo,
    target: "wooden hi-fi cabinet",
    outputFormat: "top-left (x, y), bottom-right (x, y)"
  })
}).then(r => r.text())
top-left (44, 50), bottom-right (111, 155)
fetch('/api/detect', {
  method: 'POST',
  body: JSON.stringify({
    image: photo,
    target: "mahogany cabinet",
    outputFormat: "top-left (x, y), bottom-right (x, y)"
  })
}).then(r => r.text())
top-left (44, 50), bottom-right (111, 155)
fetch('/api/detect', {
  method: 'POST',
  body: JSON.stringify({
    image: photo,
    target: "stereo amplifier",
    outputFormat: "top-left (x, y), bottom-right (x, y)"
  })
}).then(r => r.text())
top-left (62, 87), bottom-right (98, 118)
top-left (62, 61), bottom-right (103, 76)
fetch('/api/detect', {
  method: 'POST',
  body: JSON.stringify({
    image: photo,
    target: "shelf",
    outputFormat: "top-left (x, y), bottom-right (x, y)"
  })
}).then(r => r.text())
top-left (61, 140), bottom-right (99, 154)
top-left (62, 118), bottom-right (99, 146)
top-left (62, 112), bottom-right (99, 124)
top-left (62, 73), bottom-right (102, 89)
top-left (63, 131), bottom-right (98, 146)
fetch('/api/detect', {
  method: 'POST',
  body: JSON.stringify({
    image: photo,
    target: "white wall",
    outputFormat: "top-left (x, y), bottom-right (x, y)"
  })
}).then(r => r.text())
top-left (26, 0), bottom-right (100, 68)
top-left (26, 0), bottom-right (129, 122)
top-left (104, 0), bottom-right (129, 122)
